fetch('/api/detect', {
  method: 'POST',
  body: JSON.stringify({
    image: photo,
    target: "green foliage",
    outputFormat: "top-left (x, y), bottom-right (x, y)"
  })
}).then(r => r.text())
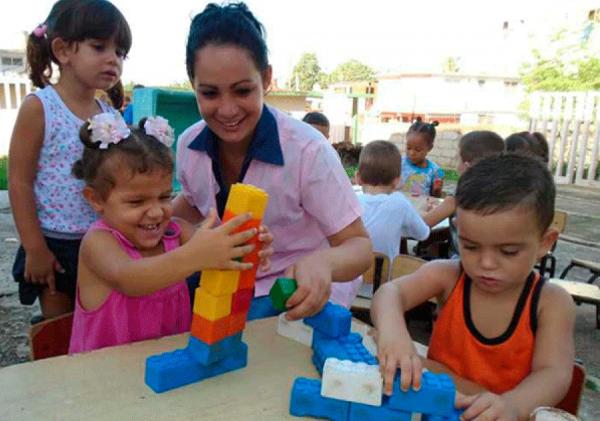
top-left (329, 59), bottom-right (375, 84)
top-left (289, 52), bottom-right (324, 92)
top-left (0, 156), bottom-right (7, 190)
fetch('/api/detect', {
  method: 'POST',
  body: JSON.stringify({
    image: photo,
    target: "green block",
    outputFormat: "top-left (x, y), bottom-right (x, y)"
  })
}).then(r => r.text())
top-left (269, 278), bottom-right (298, 311)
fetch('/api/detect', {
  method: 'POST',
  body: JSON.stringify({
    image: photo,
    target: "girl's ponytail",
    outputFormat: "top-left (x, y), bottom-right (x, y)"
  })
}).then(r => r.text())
top-left (105, 80), bottom-right (125, 109)
top-left (26, 26), bottom-right (52, 88)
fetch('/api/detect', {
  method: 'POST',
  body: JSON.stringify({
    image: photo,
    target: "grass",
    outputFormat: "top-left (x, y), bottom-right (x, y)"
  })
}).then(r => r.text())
top-left (443, 168), bottom-right (460, 182)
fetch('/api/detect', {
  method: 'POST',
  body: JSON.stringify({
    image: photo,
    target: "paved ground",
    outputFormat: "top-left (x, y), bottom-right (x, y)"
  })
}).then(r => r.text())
top-left (0, 185), bottom-right (598, 419)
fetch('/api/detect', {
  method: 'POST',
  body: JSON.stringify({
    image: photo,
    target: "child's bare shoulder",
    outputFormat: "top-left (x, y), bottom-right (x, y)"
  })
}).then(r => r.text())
top-left (538, 281), bottom-right (576, 317)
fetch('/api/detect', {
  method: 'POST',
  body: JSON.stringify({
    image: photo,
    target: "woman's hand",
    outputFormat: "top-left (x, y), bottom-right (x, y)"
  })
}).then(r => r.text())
top-left (283, 253), bottom-right (332, 320)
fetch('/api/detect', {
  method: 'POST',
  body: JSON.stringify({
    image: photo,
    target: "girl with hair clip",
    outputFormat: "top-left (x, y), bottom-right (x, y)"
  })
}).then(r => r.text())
top-left (175, 2), bottom-right (372, 321)
top-left (69, 113), bottom-right (272, 353)
top-left (400, 117), bottom-right (445, 197)
top-left (9, 0), bottom-right (132, 321)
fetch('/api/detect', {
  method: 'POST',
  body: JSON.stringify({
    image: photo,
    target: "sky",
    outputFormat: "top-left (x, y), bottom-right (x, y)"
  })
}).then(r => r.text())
top-left (2, 0), bottom-right (597, 86)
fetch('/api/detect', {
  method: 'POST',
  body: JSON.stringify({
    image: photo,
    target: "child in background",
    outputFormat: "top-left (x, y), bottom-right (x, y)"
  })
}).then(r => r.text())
top-left (423, 130), bottom-right (505, 228)
top-left (302, 111), bottom-right (330, 139)
top-left (9, 0), bottom-right (131, 320)
top-left (68, 113), bottom-right (272, 353)
top-left (506, 131), bottom-right (550, 164)
top-left (356, 141), bottom-right (429, 296)
top-left (400, 118), bottom-right (444, 197)
top-left (372, 154), bottom-right (575, 421)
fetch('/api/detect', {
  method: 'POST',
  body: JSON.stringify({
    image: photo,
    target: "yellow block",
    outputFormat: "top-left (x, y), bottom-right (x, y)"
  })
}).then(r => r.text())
top-left (200, 270), bottom-right (240, 296)
top-left (193, 288), bottom-right (232, 321)
top-left (225, 183), bottom-right (269, 220)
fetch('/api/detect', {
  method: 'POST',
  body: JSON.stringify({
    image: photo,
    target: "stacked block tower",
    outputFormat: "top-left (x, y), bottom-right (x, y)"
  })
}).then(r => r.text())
top-left (268, 279), bottom-right (462, 420)
top-left (145, 183), bottom-right (268, 393)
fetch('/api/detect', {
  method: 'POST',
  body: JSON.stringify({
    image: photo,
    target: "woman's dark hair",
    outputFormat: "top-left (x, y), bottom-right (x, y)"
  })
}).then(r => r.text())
top-left (27, 0), bottom-right (131, 108)
top-left (505, 131), bottom-right (549, 163)
top-left (73, 117), bottom-right (174, 199)
top-left (407, 117), bottom-right (439, 147)
top-left (186, 2), bottom-right (269, 81)
top-left (303, 112), bottom-right (330, 127)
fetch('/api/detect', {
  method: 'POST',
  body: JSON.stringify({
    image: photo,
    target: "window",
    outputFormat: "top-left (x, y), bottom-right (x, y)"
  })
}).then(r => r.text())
top-left (1, 57), bottom-right (11, 66)
top-left (13, 58), bottom-right (23, 66)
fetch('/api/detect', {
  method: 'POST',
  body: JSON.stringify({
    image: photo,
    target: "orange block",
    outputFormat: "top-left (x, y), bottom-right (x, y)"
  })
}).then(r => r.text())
top-left (238, 268), bottom-right (257, 290)
top-left (190, 313), bottom-right (229, 345)
top-left (227, 311), bottom-right (248, 336)
top-left (223, 209), bottom-right (261, 267)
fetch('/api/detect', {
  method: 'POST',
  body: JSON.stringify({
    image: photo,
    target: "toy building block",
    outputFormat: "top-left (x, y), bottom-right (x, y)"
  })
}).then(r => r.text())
top-left (227, 311), bottom-right (248, 336)
top-left (187, 333), bottom-right (243, 366)
top-left (348, 397), bottom-right (412, 421)
top-left (224, 183), bottom-right (269, 220)
top-left (200, 270), bottom-right (240, 296)
top-left (422, 408), bottom-right (462, 421)
top-left (193, 288), bottom-right (232, 321)
top-left (208, 340), bottom-right (248, 378)
top-left (238, 269), bottom-right (257, 290)
top-left (231, 288), bottom-right (253, 314)
top-left (145, 348), bottom-right (209, 393)
top-left (269, 277), bottom-right (298, 311)
top-left (304, 302), bottom-right (352, 338)
top-left (190, 313), bottom-right (229, 345)
top-left (321, 358), bottom-right (383, 406)
top-left (289, 377), bottom-right (349, 421)
top-left (389, 371), bottom-right (455, 417)
top-left (312, 332), bottom-right (377, 374)
top-left (277, 313), bottom-right (313, 347)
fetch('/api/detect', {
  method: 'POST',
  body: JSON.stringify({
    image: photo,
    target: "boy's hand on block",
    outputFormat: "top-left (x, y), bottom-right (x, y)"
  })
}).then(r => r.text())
top-left (456, 391), bottom-right (518, 421)
top-left (376, 332), bottom-right (422, 395)
top-left (283, 254), bottom-right (331, 320)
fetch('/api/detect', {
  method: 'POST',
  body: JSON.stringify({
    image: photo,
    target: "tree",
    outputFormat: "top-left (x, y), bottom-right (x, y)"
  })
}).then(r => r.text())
top-left (520, 21), bottom-right (600, 92)
top-left (328, 59), bottom-right (375, 84)
top-left (289, 52), bottom-right (324, 92)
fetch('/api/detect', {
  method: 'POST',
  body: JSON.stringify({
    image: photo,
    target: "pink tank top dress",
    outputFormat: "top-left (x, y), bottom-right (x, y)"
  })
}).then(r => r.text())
top-left (69, 219), bottom-right (191, 354)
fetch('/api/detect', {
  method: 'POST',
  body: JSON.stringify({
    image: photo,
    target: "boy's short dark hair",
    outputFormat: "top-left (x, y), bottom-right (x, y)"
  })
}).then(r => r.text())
top-left (302, 111), bottom-right (330, 127)
top-left (505, 132), bottom-right (550, 163)
top-left (358, 140), bottom-right (401, 186)
top-left (459, 131), bottom-right (505, 163)
top-left (456, 154), bottom-right (555, 233)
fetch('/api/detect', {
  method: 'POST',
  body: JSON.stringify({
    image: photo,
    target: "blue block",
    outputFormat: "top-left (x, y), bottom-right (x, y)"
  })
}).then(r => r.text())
top-left (290, 377), bottom-right (349, 421)
top-left (389, 372), bottom-right (455, 417)
top-left (145, 348), bottom-right (210, 393)
top-left (145, 338), bottom-right (248, 393)
top-left (187, 333), bottom-right (243, 365)
top-left (304, 302), bottom-right (351, 338)
top-left (422, 408), bottom-right (463, 421)
top-left (209, 341), bottom-right (248, 377)
top-left (311, 332), bottom-right (377, 373)
top-left (349, 396), bottom-right (412, 421)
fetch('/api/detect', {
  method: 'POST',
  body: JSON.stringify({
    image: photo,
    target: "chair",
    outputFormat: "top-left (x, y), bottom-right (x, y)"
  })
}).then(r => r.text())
top-left (351, 253), bottom-right (390, 322)
top-left (390, 254), bottom-right (427, 279)
top-left (555, 361), bottom-right (586, 416)
top-left (537, 210), bottom-right (567, 278)
top-left (560, 257), bottom-right (600, 284)
top-left (29, 312), bottom-right (74, 360)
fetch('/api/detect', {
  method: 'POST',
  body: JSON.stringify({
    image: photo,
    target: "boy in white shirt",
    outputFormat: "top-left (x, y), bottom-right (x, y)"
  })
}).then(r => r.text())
top-left (356, 141), bottom-right (430, 297)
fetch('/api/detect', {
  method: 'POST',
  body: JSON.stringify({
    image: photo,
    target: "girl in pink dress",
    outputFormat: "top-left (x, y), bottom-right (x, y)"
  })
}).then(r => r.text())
top-left (69, 113), bottom-right (272, 353)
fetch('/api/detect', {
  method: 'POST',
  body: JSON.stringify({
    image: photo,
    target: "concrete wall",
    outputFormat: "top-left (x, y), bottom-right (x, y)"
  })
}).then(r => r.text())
top-left (388, 129), bottom-right (461, 170)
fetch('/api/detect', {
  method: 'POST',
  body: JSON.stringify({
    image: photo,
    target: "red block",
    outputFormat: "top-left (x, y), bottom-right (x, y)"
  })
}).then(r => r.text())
top-left (227, 311), bottom-right (248, 335)
top-left (190, 313), bottom-right (229, 345)
top-left (231, 288), bottom-right (254, 314)
top-left (238, 268), bottom-right (257, 290)
top-left (223, 209), bottom-right (261, 266)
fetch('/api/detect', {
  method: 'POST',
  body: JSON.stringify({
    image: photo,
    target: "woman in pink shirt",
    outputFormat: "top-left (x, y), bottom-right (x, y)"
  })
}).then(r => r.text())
top-left (173, 2), bottom-right (372, 320)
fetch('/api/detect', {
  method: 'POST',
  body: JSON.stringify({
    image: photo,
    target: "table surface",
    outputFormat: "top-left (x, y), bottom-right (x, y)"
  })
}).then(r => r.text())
top-left (1, 317), bottom-right (424, 421)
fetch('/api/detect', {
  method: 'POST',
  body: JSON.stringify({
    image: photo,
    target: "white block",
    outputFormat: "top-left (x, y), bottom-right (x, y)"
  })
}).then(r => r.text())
top-left (321, 358), bottom-right (383, 406)
top-left (277, 313), bottom-right (313, 346)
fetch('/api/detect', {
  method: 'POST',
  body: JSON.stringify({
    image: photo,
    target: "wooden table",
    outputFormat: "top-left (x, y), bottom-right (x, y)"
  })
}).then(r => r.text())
top-left (0, 318), bottom-right (320, 420)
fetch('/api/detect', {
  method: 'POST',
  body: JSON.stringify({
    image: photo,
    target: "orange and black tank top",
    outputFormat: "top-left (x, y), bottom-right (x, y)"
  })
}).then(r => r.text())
top-left (427, 271), bottom-right (544, 394)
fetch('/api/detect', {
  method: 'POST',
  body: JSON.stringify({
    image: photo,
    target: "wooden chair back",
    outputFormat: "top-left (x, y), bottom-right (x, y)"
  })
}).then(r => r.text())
top-left (391, 254), bottom-right (427, 280)
top-left (362, 252), bottom-right (391, 292)
top-left (29, 312), bottom-right (74, 360)
top-left (550, 210), bottom-right (568, 234)
top-left (555, 361), bottom-right (586, 416)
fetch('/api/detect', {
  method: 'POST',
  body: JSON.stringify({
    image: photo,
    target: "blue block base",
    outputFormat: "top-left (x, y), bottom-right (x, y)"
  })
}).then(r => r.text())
top-left (304, 302), bottom-right (351, 338)
top-left (187, 333), bottom-right (243, 365)
top-left (349, 396), bottom-right (412, 421)
top-left (311, 331), bottom-right (377, 373)
top-left (145, 339), bottom-right (248, 393)
top-left (290, 377), bottom-right (349, 421)
top-left (389, 372), bottom-right (456, 417)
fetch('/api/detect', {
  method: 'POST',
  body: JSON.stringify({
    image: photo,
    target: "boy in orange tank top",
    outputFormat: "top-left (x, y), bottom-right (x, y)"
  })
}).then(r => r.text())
top-left (371, 154), bottom-right (575, 421)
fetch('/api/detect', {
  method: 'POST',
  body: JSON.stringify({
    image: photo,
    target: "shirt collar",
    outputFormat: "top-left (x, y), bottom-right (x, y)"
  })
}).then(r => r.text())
top-left (188, 105), bottom-right (284, 166)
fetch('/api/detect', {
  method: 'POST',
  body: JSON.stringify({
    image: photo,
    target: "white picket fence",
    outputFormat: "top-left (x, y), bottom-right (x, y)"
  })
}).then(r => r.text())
top-left (530, 91), bottom-right (600, 187)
